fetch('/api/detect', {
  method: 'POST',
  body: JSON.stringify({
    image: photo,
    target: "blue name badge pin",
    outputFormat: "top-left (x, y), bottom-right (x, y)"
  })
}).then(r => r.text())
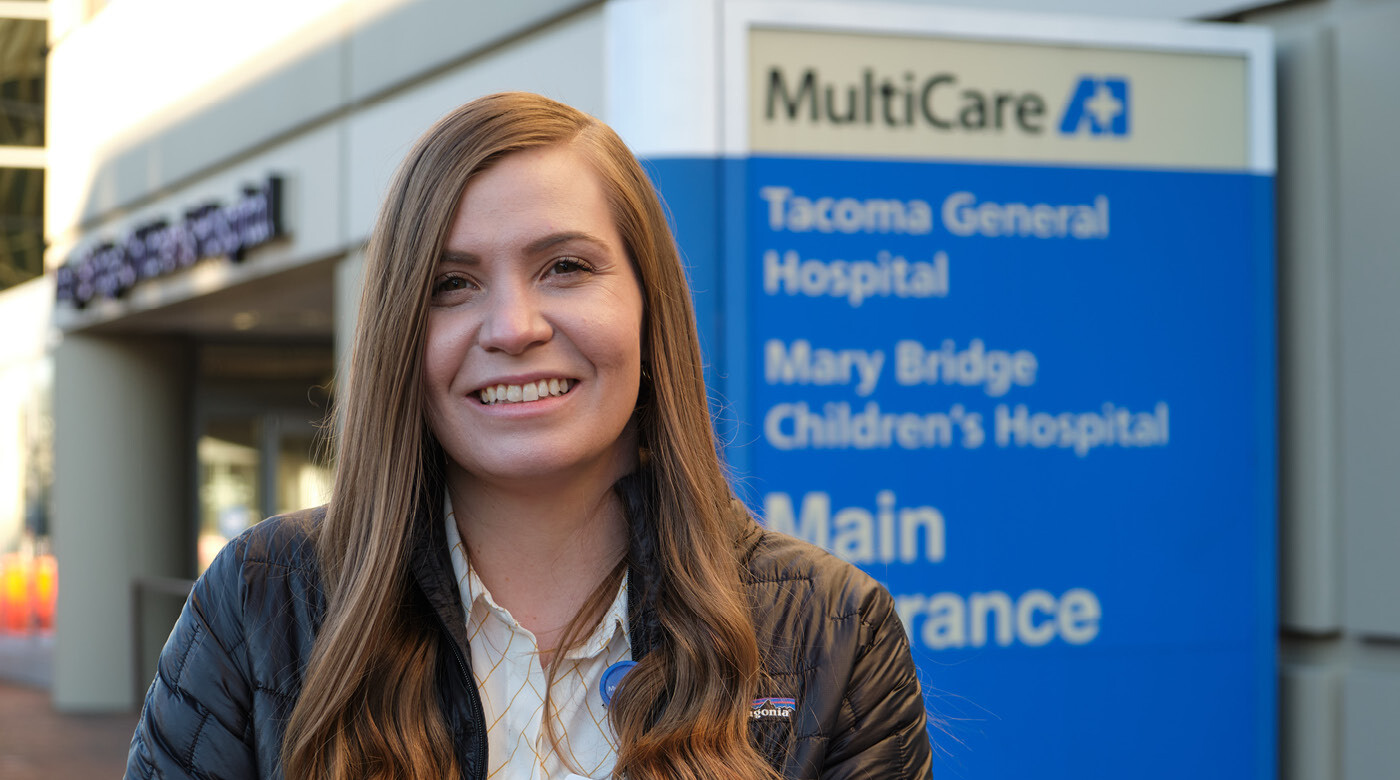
top-left (600, 660), bottom-right (637, 708)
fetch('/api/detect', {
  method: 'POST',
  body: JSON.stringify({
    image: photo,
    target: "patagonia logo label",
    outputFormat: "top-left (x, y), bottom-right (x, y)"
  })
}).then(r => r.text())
top-left (750, 697), bottom-right (796, 720)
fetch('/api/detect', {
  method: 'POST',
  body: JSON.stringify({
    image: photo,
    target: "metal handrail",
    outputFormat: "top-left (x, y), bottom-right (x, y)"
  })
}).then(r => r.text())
top-left (131, 575), bottom-right (195, 707)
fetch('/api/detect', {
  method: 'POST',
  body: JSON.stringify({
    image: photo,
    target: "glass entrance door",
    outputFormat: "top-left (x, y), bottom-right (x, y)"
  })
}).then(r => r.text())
top-left (196, 410), bottom-right (331, 572)
top-left (193, 341), bottom-right (334, 573)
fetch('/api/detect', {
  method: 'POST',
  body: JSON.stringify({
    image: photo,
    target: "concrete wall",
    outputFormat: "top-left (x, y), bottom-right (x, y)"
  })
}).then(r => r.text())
top-left (48, 0), bottom-right (608, 329)
top-left (45, 0), bottom-right (599, 250)
top-left (1239, 1), bottom-right (1400, 778)
top-left (51, 334), bottom-right (190, 710)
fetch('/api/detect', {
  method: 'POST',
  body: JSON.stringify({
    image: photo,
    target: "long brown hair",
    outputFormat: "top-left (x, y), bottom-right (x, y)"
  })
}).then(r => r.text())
top-left (282, 93), bottom-right (778, 780)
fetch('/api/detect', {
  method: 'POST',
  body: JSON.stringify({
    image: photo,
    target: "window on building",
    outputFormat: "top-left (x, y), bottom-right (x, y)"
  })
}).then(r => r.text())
top-left (0, 17), bottom-right (44, 147)
top-left (0, 14), bottom-right (44, 291)
top-left (0, 166), bottom-right (41, 289)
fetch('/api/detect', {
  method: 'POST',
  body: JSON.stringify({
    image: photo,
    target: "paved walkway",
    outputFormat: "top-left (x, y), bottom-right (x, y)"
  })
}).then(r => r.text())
top-left (0, 681), bottom-right (137, 779)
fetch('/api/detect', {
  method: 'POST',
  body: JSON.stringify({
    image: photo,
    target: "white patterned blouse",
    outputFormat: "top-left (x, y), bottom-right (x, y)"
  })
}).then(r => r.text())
top-left (445, 500), bottom-right (631, 780)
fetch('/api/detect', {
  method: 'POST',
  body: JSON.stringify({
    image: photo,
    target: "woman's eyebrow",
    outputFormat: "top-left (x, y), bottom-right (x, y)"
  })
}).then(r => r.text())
top-left (526, 231), bottom-right (608, 254)
top-left (438, 250), bottom-right (479, 266)
top-left (438, 232), bottom-right (608, 266)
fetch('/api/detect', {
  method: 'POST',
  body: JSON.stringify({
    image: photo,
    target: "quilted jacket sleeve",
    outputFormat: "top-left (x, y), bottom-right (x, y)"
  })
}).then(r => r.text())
top-left (743, 522), bottom-right (935, 779)
top-left (820, 583), bottom-right (934, 779)
top-left (126, 535), bottom-right (258, 780)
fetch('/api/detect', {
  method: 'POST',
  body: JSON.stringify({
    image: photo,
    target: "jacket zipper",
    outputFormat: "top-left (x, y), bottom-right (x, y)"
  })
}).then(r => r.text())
top-left (440, 614), bottom-right (488, 780)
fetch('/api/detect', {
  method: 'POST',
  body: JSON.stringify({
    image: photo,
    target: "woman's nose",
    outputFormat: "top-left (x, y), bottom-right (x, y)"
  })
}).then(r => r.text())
top-left (477, 285), bottom-right (552, 354)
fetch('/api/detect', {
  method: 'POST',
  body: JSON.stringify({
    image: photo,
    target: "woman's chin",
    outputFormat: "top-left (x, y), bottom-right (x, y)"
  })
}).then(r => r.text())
top-left (446, 442), bottom-right (638, 493)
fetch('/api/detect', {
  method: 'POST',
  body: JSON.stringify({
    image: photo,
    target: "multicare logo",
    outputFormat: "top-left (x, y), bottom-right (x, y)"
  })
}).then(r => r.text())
top-left (762, 64), bottom-right (1136, 143)
top-left (1059, 76), bottom-right (1131, 137)
top-left (750, 697), bottom-right (797, 720)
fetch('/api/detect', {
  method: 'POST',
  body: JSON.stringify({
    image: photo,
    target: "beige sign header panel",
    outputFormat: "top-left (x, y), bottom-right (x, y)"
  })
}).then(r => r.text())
top-left (749, 27), bottom-right (1249, 170)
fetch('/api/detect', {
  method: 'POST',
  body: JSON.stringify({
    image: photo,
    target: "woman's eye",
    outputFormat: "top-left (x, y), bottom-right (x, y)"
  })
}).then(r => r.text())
top-left (548, 257), bottom-right (591, 276)
top-left (433, 275), bottom-right (472, 294)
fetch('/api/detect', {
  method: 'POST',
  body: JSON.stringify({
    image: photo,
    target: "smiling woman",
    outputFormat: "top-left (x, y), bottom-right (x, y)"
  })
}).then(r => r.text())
top-left (125, 93), bottom-right (935, 780)
top-left (425, 145), bottom-right (645, 494)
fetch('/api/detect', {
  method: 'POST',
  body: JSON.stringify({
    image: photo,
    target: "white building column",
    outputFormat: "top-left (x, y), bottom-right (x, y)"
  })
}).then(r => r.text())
top-left (333, 246), bottom-right (364, 385)
top-left (52, 333), bottom-right (191, 711)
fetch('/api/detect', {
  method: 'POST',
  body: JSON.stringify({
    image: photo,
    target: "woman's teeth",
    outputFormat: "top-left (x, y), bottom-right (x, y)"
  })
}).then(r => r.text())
top-left (480, 378), bottom-right (571, 404)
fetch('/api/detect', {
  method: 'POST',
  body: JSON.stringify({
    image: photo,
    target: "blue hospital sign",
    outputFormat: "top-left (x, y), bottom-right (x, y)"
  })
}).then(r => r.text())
top-left (658, 17), bottom-right (1273, 780)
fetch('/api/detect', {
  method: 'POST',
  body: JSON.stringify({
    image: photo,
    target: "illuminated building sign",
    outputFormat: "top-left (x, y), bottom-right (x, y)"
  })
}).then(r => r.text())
top-left (55, 176), bottom-right (284, 307)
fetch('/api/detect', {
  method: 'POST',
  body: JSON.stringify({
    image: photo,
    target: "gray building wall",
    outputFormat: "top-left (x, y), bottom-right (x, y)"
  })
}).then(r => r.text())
top-left (1234, 1), bottom-right (1400, 778)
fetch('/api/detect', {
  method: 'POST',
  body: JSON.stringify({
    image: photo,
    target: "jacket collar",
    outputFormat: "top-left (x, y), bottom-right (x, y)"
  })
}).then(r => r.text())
top-left (408, 483), bottom-right (476, 660)
top-left (407, 472), bottom-right (667, 666)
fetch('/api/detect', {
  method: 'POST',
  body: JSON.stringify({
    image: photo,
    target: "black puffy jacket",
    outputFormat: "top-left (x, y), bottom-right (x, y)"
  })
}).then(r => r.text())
top-left (126, 482), bottom-right (934, 779)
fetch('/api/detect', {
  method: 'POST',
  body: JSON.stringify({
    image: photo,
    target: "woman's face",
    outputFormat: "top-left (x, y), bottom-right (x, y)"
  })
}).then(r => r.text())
top-left (423, 144), bottom-right (645, 490)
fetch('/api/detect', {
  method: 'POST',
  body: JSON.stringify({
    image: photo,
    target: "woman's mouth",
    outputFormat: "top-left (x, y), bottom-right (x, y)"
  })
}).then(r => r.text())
top-left (478, 378), bottom-right (573, 405)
